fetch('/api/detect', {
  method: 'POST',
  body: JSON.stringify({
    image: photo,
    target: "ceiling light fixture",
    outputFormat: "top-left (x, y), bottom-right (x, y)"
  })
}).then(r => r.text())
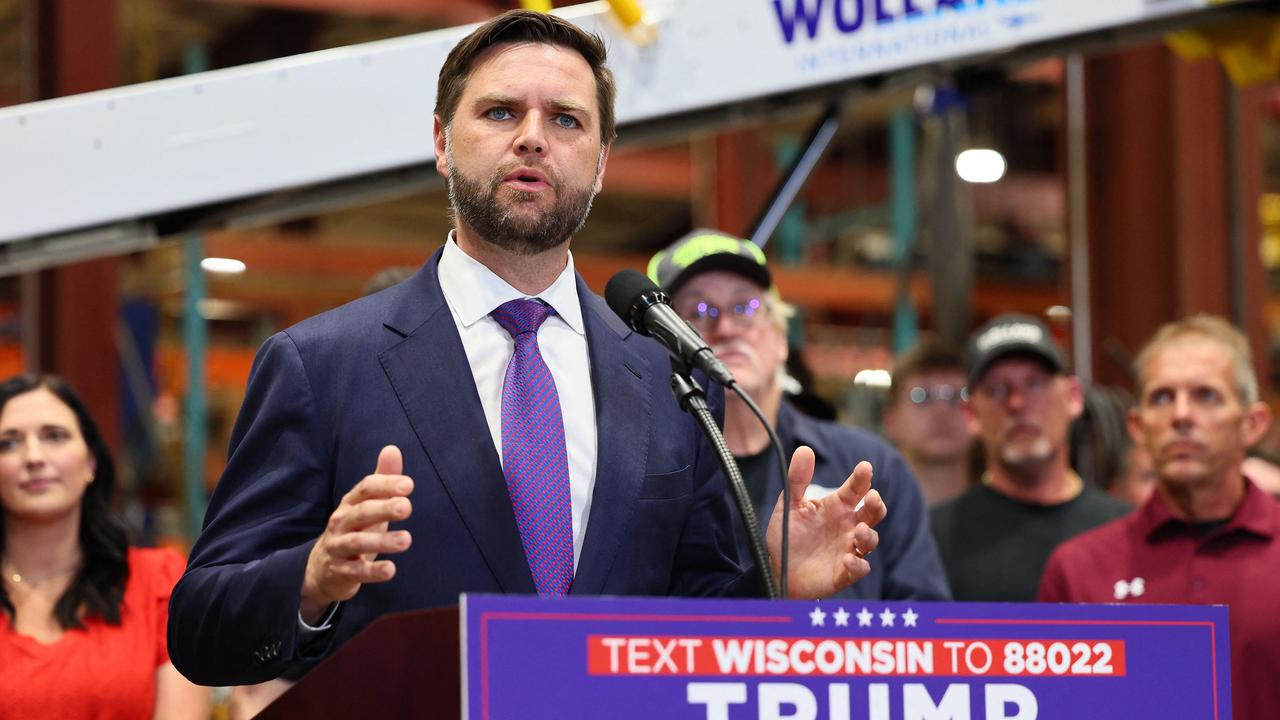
top-left (955, 148), bottom-right (1006, 183)
top-left (201, 257), bottom-right (246, 274)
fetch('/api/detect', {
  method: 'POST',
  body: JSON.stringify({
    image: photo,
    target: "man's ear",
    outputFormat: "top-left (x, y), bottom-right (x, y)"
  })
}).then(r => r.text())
top-left (593, 143), bottom-right (611, 195)
top-left (433, 116), bottom-right (450, 179)
top-left (1242, 400), bottom-right (1273, 448)
top-left (1064, 375), bottom-right (1085, 421)
top-left (882, 407), bottom-right (900, 442)
top-left (1127, 406), bottom-right (1146, 448)
top-left (964, 401), bottom-right (980, 436)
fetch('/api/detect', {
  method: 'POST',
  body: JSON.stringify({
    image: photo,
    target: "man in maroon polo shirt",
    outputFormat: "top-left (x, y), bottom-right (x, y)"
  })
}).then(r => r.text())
top-left (1039, 314), bottom-right (1280, 720)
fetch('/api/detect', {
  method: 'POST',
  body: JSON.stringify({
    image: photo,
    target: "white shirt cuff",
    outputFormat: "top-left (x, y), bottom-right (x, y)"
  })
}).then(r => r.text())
top-left (297, 603), bottom-right (340, 634)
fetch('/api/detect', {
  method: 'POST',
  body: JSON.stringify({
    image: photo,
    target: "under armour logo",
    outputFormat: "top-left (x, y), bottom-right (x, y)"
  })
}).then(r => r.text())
top-left (1113, 577), bottom-right (1146, 600)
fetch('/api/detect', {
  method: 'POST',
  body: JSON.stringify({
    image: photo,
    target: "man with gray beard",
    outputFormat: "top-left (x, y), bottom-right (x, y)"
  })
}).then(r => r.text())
top-left (651, 230), bottom-right (949, 602)
top-left (930, 314), bottom-right (1128, 601)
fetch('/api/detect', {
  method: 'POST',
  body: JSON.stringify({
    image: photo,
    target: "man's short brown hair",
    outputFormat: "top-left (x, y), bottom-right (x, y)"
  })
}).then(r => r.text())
top-left (435, 9), bottom-right (618, 145)
top-left (1132, 314), bottom-right (1259, 404)
top-left (889, 339), bottom-right (966, 406)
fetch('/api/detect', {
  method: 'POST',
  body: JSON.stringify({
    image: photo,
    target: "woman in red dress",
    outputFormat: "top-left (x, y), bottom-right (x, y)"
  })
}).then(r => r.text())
top-left (0, 374), bottom-right (210, 719)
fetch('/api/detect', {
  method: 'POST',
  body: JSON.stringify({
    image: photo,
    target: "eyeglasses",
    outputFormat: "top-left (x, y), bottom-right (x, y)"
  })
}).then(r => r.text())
top-left (677, 297), bottom-right (768, 330)
top-left (975, 374), bottom-right (1051, 403)
top-left (907, 384), bottom-right (968, 406)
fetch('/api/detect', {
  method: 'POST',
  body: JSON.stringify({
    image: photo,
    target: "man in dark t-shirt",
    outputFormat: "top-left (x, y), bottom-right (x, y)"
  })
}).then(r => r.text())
top-left (931, 314), bottom-right (1128, 601)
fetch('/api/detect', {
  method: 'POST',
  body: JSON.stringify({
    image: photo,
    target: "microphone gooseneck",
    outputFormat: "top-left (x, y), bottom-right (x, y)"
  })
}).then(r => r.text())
top-left (668, 362), bottom-right (780, 600)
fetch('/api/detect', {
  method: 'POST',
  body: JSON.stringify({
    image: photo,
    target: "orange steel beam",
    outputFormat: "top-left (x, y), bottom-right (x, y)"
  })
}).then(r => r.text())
top-left (206, 230), bottom-right (437, 277)
top-left (603, 147), bottom-right (692, 198)
top-left (202, 229), bottom-right (1058, 322)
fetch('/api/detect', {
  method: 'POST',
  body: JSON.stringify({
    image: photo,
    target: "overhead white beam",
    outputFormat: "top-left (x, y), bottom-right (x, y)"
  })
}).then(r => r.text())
top-left (0, 0), bottom-right (1242, 247)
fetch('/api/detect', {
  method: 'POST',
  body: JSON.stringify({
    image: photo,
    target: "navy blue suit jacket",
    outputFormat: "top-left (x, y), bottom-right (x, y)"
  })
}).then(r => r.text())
top-left (168, 248), bottom-right (757, 685)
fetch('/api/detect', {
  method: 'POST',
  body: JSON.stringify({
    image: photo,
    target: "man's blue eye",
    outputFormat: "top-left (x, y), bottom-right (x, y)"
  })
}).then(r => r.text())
top-left (1193, 388), bottom-right (1222, 404)
top-left (487, 108), bottom-right (513, 120)
top-left (554, 115), bottom-right (579, 129)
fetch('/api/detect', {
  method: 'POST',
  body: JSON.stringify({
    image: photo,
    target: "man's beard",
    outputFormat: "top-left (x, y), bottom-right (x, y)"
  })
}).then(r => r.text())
top-left (999, 437), bottom-right (1054, 469)
top-left (446, 140), bottom-right (599, 256)
top-left (711, 339), bottom-right (781, 399)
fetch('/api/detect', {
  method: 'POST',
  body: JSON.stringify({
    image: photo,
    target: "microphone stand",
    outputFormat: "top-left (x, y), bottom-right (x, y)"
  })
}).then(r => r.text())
top-left (669, 358), bottom-right (781, 600)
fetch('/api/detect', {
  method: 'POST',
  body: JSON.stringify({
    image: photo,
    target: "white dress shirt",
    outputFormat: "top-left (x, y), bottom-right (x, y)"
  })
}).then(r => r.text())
top-left (437, 235), bottom-right (598, 571)
top-left (300, 236), bottom-right (600, 631)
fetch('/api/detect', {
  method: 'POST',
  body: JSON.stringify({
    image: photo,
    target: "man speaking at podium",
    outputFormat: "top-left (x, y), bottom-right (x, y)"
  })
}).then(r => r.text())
top-left (168, 10), bottom-right (887, 686)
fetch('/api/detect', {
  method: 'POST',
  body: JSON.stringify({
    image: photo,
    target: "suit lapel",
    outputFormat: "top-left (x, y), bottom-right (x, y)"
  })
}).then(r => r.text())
top-left (571, 282), bottom-right (653, 595)
top-left (378, 250), bottom-right (536, 594)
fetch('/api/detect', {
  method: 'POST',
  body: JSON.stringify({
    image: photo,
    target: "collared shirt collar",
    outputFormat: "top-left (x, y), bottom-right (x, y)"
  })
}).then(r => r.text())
top-left (1136, 476), bottom-right (1278, 540)
top-left (438, 232), bottom-right (585, 335)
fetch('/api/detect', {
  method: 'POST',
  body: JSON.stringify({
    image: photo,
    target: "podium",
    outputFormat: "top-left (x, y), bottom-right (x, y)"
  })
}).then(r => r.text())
top-left (257, 596), bottom-right (1230, 720)
top-left (257, 606), bottom-right (460, 719)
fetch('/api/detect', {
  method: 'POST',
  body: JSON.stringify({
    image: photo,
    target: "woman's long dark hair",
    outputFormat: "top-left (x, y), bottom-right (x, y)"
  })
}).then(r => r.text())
top-left (0, 374), bottom-right (130, 629)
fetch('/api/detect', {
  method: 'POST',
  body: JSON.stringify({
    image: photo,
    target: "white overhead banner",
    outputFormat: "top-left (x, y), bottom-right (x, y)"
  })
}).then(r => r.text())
top-left (0, 0), bottom-right (1226, 243)
top-left (607, 0), bottom-right (1216, 123)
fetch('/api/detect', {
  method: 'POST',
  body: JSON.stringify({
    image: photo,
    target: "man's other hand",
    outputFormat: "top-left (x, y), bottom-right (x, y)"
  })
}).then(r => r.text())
top-left (765, 447), bottom-right (886, 599)
top-left (299, 445), bottom-right (414, 623)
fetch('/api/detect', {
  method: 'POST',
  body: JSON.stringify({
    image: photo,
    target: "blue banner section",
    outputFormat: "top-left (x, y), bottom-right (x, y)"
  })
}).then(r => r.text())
top-left (771, 0), bottom-right (1039, 45)
top-left (462, 595), bottom-right (1230, 720)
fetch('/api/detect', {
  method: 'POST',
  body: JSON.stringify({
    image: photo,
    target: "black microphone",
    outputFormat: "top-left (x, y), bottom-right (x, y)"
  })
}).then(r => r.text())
top-left (605, 269), bottom-right (736, 387)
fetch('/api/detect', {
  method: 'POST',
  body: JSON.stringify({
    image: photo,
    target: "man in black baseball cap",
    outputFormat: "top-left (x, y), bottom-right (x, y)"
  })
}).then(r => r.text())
top-left (650, 229), bottom-right (950, 602)
top-left (931, 313), bottom-right (1128, 601)
top-left (964, 313), bottom-right (1066, 387)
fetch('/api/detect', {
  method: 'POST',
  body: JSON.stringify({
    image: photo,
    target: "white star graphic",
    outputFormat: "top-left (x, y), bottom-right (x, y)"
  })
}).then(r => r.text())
top-left (857, 607), bottom-right (873, 627)
top-left (879, 607), bottom-right (896, 627)
top-left (809, 606), bottom-right (827, 627)
top-left (902, 608), bottom-right (919, 628)
top-left (833, 607), bottom-right (850, 627)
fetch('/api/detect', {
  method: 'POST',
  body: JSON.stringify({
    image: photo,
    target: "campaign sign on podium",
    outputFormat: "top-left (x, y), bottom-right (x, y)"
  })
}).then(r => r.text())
top-left (461, 595), bottom-right (1229, 720)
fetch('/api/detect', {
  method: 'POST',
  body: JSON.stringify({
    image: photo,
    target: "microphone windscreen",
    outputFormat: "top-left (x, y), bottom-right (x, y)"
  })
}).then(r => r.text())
top-left (604, 269), bottom-right (661, 331)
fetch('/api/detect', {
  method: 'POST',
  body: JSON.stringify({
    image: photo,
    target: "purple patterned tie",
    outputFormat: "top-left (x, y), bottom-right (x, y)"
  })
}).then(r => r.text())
top-left (491, 298), bottom-right (574, 597)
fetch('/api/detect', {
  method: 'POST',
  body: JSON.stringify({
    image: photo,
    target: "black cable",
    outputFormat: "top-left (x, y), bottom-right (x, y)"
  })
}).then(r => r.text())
top-left (670, 368), bottom-right (780, 600)
top-left (730, 384), bottom-right (790, 599)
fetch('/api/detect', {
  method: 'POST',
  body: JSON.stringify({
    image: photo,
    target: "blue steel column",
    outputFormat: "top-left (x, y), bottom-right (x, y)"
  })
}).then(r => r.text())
top-left (890, 108), bottom-right (918, 353)
top-left (773, 137), bottom-right (808, 346)
top-left (182, 43), bottom-right (209, 540)
top-left (183, 235), bottom-right (208, 540)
